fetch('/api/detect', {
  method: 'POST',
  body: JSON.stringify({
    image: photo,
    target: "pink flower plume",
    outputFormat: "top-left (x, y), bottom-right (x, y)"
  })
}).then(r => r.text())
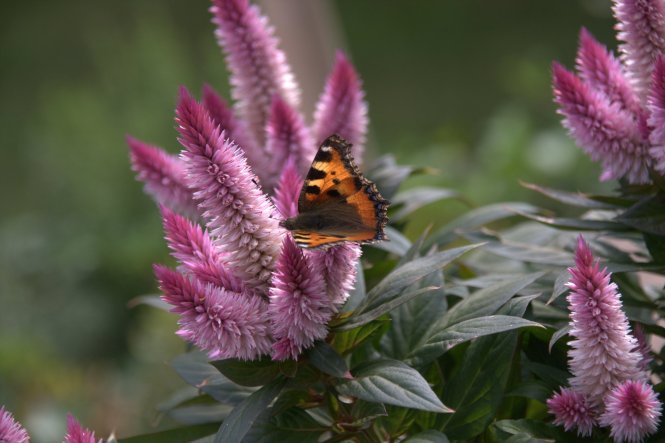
top-left (155, 265), bottom-right (272, 360)
top-left (0, 406), bottom-right (29, 443)
top-left (546, 388), bottom-right (597, 437)
top-left (175, 87), bottom-right (281, 295)
top-left (273, 157), bottom-right (302, 219)
top-left (63, 414), bottom-right (102, 443)
top-left (311, 243), bottom-right (362, 307)
top-left (600, 380), bottom-right (662, 443)
top-left (313, 51), bottom-right (368, 161)
top-left (210, 0), bottom-right (300, 145)
top-left (269, 236), bottom-right (333, 360)
top-left (647, 55), bottom-right (665, 172)
top-left (566, 236), bottom-right (645, 407)
top-left (127, 135), bottom-right (198, 217)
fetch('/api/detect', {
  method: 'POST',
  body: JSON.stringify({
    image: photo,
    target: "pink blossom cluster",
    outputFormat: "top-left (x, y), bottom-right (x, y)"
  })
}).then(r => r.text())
top-left (0, 408), bottom-right (100, 443)
top-left (547, 236), bottom-right (661, 442)
top-left (128, 0), bottom-right (369, 361)
top-left (552, 0), bottom-right (665, 184)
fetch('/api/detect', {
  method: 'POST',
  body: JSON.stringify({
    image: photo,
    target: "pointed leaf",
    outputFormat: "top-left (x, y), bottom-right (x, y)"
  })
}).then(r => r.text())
top-left (243, 407), bottom-right (324, 443)
top-left (404, 430), bottom-right (450, 443)
top-left (617, 193), bottom-right (665, 235)
top-left (331, 320), bottom-right (386, 355)
top-left (391, 187), bottom-right (460, 221)
top-left (520, 181), bottom-right (620, 209)
top-left (117, 423), bottom-right (220, 443)
top-left (372, 226), bottom-right (412, 256)
top-left (214, 378), bottom-right (287, 443)
top-left (336, 360), bottom-right (452, 413)
top-left (212, 356), bottom-right (281, 387)
top-left (307, 341), bottom-right (350, 378)
top-left (548, 325), bottom-right (570, 352)
top-left (518, 211), bottom-right (629, 231)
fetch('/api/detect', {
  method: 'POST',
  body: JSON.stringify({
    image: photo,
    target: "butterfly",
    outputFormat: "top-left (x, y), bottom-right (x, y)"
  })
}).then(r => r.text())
top-left (280, 134), bottom-right (389, 248)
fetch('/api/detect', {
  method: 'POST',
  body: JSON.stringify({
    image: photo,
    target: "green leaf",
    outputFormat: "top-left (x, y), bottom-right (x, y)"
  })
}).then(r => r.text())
top-left (617, 193), bottom-right (665, 235)
top-left (306, 341), bottom-right (350, 379)
top-left (506, 380), bottom-right (553, 403)
top-left (331, 321), bottom-right (386, 355)
top-left (214, 377), bottom-right (287, 443)
top-left (243, 407), bottom-right (325, 443)
top-left (404, 429), bottom-right (450, 443)
top-left (126, 294), bottom-right (171, 311)
top-left (520, 181), bottom-right (621, 209)
top-left (518, 211), bottom-right (629, 231)
top-left (211, 356), bottom-right (281, 387)
top-left (337, 286), bottom-right (439, 331)
top-left (548, 325), bottom-right (570, 352)
top-left (346, 400), bottom-right (388, 427)
top-left (494, 419), bottom-right (572, 443)
top-left (427, 202), bottom-right (540, 247)
top-left (360, 244), bottom-right (480, 313)
top-left (478, 240), bottom-right (572, 266)
top-left (372, 226), bottom-right (412, 256)
top-left (407, 316), bottom-right (542, 367)
top-left (171, 352), bottom-right (254, 405)
top-left (391, 187), bottom-right (460, 221)
top-left (342, 260), bottom-right (366, 312)
top-left (336, 360), bottom-right (452, 413)
top-left (117, 423), bottom-right (220, 443)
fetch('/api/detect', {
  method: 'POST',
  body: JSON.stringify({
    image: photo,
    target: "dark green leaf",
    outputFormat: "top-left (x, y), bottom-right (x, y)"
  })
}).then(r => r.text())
top-left (407, 316), bottom-right (542, 366)
top-left (211, 356), bottom-right (281, 387)
top-left (391, 187), bottom-right (460, 221)
top-left (331, 321), bottom-right (386, 355)
top-left (520, 181), bottom-right (620, 209)
top-left (404, 429), bottom-right (450, 443)
top-left (342, 260), bottom-right (366, 313)
top-left (372, 226), bottom-right (412, 256)
top-left (506, 380), bottom-right (553, 403)
top-left (346, 400), bottom-right (388, 427)
top-left (479, 240), bottom-right (572, 266)
top-left (306, 341), bottom-right (350, 379)
top-left (336, 360), bottom-right (452, 413)
top-left (548, 325), bottom-right (570, 352)
top-left (243, 407), bottom-right (325, 443)
top-left (337, 286), bottom-right (439, 331)
top-left (617, 193), bottom-right (665, 235)
top-left (547, 270), bottom-right (569, 305)
top-left (360, 244), bottom-right (480, 313)
top-left (214, 378), bottom-right (287, 443)
top-left (494, 419), bottom-right (573, 443)
top-left (117, 423), bottom-right (220, 443)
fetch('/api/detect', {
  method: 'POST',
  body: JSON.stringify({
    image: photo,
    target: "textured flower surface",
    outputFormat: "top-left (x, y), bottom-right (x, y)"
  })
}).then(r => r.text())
top-left (128, 0), bottom-right (369, 361)
top-left (63, 415), bottom-right (102, 443)
top-left (546, 388), bottom-right (596, 437)
top-left (600, 380), bottom-right (662, 443)
top-left (566, 236), bottom-right (644, 407)
top-left (0, 406), bottom-right (29, 443)
top-left (553, 0), bottom-right (665, 183)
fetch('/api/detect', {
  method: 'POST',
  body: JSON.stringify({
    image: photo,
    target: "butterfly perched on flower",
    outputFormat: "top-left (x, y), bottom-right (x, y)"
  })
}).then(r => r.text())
top-left (280, 134), bottom-right (389, 248)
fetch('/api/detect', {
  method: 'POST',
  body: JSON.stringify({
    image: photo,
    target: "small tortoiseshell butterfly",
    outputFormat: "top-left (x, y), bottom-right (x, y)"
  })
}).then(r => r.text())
top-left (280, 134), bottom-right (389, 249)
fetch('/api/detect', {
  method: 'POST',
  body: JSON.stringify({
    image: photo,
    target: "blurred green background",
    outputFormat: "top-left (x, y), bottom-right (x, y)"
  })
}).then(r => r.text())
top-left (0, 0), bottom-right (616, 440)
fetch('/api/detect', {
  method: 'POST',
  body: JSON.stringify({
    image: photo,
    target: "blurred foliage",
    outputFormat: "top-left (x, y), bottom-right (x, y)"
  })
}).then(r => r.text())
top-left (0, 0), bottom-right (619, 440)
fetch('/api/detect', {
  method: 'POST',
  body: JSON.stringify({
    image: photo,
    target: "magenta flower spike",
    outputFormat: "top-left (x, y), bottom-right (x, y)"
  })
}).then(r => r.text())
top-left (632, 323), bottom-right (655, 371)
top-left (273, 157), bottom-right (302, 219)
top-left (210, 0), bottom-right (300, 146)
top-left (552, 62), bottom-right (651, 183)
top-left (613, 0), bottom-right (665, 100)
top-left (647, 56), bottom-right (665, 172)
top-left (176, 87), bottom-right (282, 295)
top-left (269, 236), bottom-right (333, 360)
top-left (313, 51), bottom-right (369, 161)
top-left (63, 415), bottom-right (102, 443)
top-left (155, 265), bottom-right (272, 359)
top-left (266, 95), bottom-right (315, 183)
top-left (161, 205), bottom-right (244, 293)
top-left (600, 380), bottom-right (662, 443)
top-left (312, 243), bottom-right (362, 307)
top-left (0, 406), bottom-right (29, 443)
top-left (566, 236), bottom-right (644, 407)
top-left (127, 136), bottom-right (198, 217)
top-left (546, 388), bottom-right (596, 437)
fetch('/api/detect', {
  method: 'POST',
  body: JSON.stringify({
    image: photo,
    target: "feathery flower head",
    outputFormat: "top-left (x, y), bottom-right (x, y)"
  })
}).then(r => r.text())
top-left (63, 414), bottom-right (102, 443)
top-left (632, 323), bottom-right (655, 371)
top-left (553, 1), bottom-right (665, 183)
top-left (0, 406), bottom-right (29, 443)
top-left (546, 388), bottom-right (596, 437)
top-left (565, 236), bottom-right (644, 406)
top-left (129, 0), bottom-right (371, 361)
top-left (600, 380), bottom-right (662, 443)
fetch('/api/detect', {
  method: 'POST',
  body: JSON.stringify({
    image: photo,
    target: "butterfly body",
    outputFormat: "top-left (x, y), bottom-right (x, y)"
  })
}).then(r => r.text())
top-left (281, 134), bottom-right (389, 249)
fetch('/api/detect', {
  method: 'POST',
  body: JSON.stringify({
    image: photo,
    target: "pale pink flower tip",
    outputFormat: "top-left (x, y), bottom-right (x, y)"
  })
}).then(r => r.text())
top-left (0, 406), bottom-right (29, 443)
top-left (566, 236), bottom-right (644, 407)
top-left (63, 414), bottom-right (102, 443)
top-left (547, 388), bottom-right (597, 437)
top-left (600, 380), bottom-right (662, 443)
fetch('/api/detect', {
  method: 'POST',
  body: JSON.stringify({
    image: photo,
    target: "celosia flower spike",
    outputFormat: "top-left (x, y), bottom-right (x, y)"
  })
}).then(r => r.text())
top-left (266, 95), bottom-right (315, 184)
top-left (210, 0), bottom-right (300, 145)
top-left (546, 388), bottom-right (596, 437)
top-left (269, 236), bottom-right (333, 360)
top-left (127, 136), bottom-right (198, 217)
top-left (613, 0), bottom-right (665, 99)
top-left (313, 51), bottom-right (368, 161)
top-left (161, 206), bottom-right (243, 293)
top-left (175, 87), bottom-right (281, 295)
top-left (552, 62), bottom-right (651, 183)
top-left (63, 414), bottom-right (102, 443)
top-left (312, 243), bottom-right (361, 307)
top-left (631, 323), bottom-right (654, 371)
top-left (201, 84), bottom-right (268, 181)
top-left (0, 406), bottom-right (29, 443)
top-left (566, 236), bottom-right (644, 406)
top-left (647, 55), bottom-right (665, 172)
top-left (155, 265), bottom-right (272, 360)
top-left (600, 380), bottom-right (662, 443)
top-left (273, 157), bottom-right (302, 220)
